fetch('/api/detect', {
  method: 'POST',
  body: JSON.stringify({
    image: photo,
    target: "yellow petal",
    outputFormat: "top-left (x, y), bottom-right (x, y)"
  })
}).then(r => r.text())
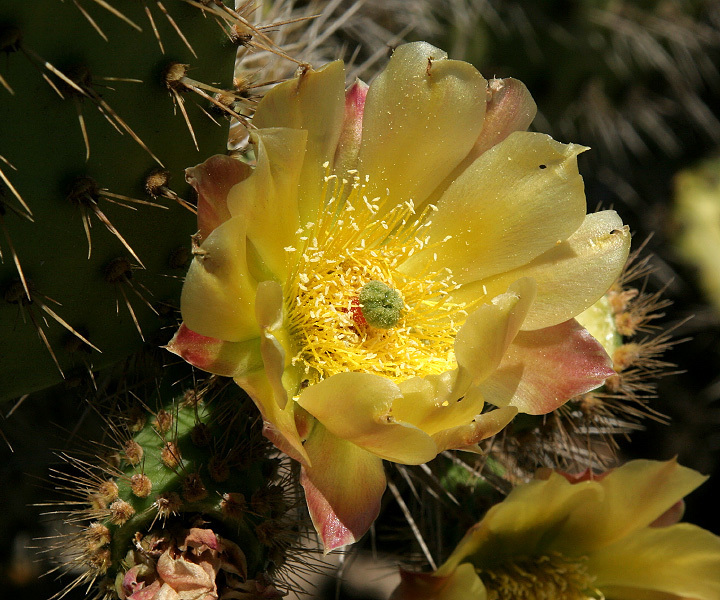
top-left (236, 368), bottom-right (310, 465)
top-left (553, 459), bottom-right (709, 554)
top-left (453, 210), bottom-right (631, 330)
top-left (589, 523), bottom-right (720, 600)
top-left (394, 372), bottom-right (484, 435)
top-left (357, 42), bottom-right (487, 212)
top-left (166, 324), bottom-right (262, 378)
top-left (227, 128), bottom-right (306, 280)
top-left (401, 132), bottom-right (587, 283)
top-left (300, 422), bottom-right (386, 552)
top-left (252, 61), bottom-right (346, 223)
top-left (442, 474), bottom-right (600, 569)
top-left (296, 372), bottom-right (439, 465)
top-left (430, 406), bottom-right (518, 454)
top-left (479, 319), bottom-right (615, 414)
top-left (454, 278), bottom-right (536, 385)
top-left (181, 216), bottom-right (259, 342)
top-left (419, 78), bottom-right (537, 210)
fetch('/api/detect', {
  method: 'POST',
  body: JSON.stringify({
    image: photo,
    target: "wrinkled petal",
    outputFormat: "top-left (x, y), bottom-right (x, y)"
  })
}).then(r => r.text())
top-left (453, 210), bottom-right (631, 330)
top-left (552, 459), bottom-right (708, 554)
top-left (241, 281), bottom-right (311, 462)
top-left (358, 41), bottom-right (487, 212)
top-left (256, 281), bottom-right (292, 409)
top-left (165, 324), bottom-right (262, 378)
top-left (297, 372), bottom-right (439, 464)
top-left (156, 553), bottom-right (215, 597)
top-left (227, 128), bottom-right (306, 280)
top-left (186, 155), bottom-right (252, 243)
top-left (334, 79), bottom-right (369, 175)
top-left (454, 278), bottom-right (536, 385)
top-left (217, 538), bottom-right (248, 579)
top-left (391, 563), bottom-right (487, 600)
top-left (181, 216), bottom-right (259, 342)
top-left (183, 528), bottom-right (218, 552)
top-left (401, 132), bottom-right (587, 283)
top-left (479, 319), bottom-right (615, 414)
top-left (253, 61), bottom-right (346, 223)
top-left (391, 280), bottom-right (532, 436)
top-left (155, 584), bottom-right (180, 600)
top-left (589, 523), bottom-right (720, 600)
top-left (128, 580), bottom-right (163, 600)
top-left (300, 422), bottom-right (386, 552)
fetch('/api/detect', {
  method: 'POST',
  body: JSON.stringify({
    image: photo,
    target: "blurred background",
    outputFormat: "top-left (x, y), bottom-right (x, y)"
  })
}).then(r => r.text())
top-left (3, 1), bottom-right (720, 598)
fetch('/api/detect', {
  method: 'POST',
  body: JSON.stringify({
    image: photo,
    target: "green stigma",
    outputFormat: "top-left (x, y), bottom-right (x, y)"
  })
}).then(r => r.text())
top-left (358, 280), bottom-right (404, 329)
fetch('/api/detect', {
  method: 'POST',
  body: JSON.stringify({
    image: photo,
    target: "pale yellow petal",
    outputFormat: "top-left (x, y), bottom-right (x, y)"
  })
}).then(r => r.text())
top-left (442, 474), bottom-right (600, 569)
top-left (236, 368), bottom-right (310, 465)
top-left (227, 128), bottom-right (306, 280)
top-left (358, 41), bottom-right (487, 212)
top-left (589, 523), bottom-right (720, 600)
top-left (394, 372), bottom-right (484, 435)
top-left (252, 61), bottom-right (346, 223)
top-left (553, 459), bottom-right (709, 554)
top-left (454, 278), bottom-right (536, 385)
top-left (300, 422), bottom-right (386, 552)
top-left (296, 372), bottom-right (439, 465)
top-left (401, 132), bottom-right (587, 283)
top-left (430, 405), bottom-right (517, 453)
top-left (181, 216), bottom-right (259, 342)
top-left (452, 211), bottom-right (631, 330)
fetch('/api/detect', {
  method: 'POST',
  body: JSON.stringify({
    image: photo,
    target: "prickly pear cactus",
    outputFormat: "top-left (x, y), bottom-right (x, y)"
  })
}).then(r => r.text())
top-left (53, 378), bottom-right (297, 599)
top-left (0, 1), bottom-right (239, 400)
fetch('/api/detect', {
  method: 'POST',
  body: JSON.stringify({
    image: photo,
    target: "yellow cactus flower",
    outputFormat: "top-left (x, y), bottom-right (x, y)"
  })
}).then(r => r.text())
top-left (168, 42), bottom-right (630, 550)
top-left (391, 459), bottom-right (720, 600)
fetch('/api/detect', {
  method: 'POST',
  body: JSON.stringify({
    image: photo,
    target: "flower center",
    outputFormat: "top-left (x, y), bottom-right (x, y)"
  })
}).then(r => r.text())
top-left (283, 168), bottom-right (478, 386)
top-left (480, 553), bottom-right (601, 600)
top-left (358, 280), bottom-right (403, 329)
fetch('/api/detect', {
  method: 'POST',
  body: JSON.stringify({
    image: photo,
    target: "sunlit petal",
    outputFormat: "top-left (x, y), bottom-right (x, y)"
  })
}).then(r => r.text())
top-left (300, 422), bottom-right (386, 551)
top-left (186, 155), bottom-right (251, 243)
top-left (165, 324), bottom-right (261, 378)
top-left (455, 278), bottom-right (536, 385)
top-left (253, 61), bottom-right (346, 223)
top-left (358, 42), bottom-right (487, 212)
top-left (479, 318), bottom-right (615, 414)
top-left (227, 128), bottom-right (306, 280)
top-left (297, 372), bottom-right (439, 464)
top-left (402, 132), bottom-right (587, 282)
top-left (454, 210), bottom-right (631, 330)
top-left (181, 216), bottom-right (259, 342)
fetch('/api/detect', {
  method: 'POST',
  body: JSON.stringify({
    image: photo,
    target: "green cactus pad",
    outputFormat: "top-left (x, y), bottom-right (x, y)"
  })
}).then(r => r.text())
top-left (0, 1), bottom-right (237, 401)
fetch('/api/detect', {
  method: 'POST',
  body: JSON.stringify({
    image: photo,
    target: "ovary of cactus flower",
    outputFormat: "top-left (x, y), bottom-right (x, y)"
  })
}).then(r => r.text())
top-left (391, 459), bottom-right (720, 600)
top-left (168, 41), bottom-right (630, 551)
